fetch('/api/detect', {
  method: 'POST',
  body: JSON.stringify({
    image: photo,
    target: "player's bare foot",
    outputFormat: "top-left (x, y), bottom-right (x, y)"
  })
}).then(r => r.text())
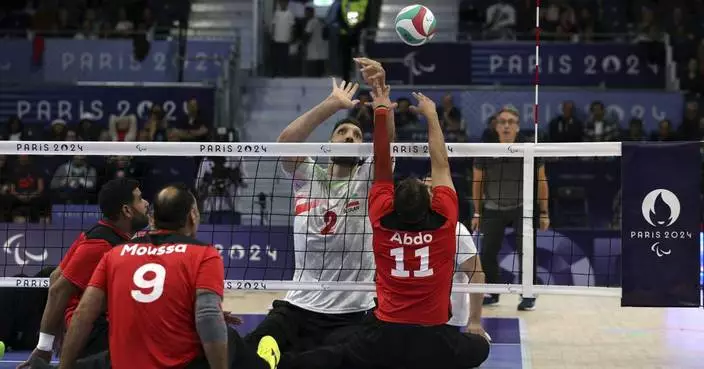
top-left (257, 336), bottom-right (280, 369)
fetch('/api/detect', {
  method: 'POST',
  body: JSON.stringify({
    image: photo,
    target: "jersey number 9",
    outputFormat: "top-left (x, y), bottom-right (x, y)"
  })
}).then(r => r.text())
top-left (131, 263), bottom-right (166, 303)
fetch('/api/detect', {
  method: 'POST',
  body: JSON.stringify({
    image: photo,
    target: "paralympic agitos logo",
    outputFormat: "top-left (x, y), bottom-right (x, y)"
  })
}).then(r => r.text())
top-left (2, 234), bottom-right (49, 265)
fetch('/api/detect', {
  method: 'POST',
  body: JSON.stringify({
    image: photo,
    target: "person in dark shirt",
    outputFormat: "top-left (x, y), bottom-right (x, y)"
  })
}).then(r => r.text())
top-left (172, 99), bottom-right (209, 142)
top-left (9, 155), bottom-right (48, 223)
top-left (650, 119), bottom-right (678, 141)
top-left (548, 100), bottom-right (584, 142)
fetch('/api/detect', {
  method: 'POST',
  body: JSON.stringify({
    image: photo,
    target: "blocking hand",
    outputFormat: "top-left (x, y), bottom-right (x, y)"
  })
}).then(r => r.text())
top-left (328, 78), bottom-right (360, 110)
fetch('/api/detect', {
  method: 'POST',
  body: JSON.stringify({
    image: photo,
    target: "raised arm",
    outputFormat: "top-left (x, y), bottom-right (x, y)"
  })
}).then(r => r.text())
top-left (355, 58), bottom-right (395, 142)
top-left (57, 287), bottom-right (106, 369)
top-left (412, 93), bottom-right (454, 191)
top-left (277, 78), bottom-right (360, 173)
top-left (370, 83), bottom-right (393, 183)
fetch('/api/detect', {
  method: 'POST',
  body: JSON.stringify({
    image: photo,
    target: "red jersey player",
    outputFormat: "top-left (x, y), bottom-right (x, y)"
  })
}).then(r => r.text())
top-left (54, 184), bottom-right (279, 369)
top-left (19, 178), bottom-right (149, 369)
top-left (270, 82), bottom-right (490, 369)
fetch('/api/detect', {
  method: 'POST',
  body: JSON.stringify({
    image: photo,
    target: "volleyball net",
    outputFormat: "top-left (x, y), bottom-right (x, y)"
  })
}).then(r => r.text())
top-left (0, 140), bottom-right (700, 306)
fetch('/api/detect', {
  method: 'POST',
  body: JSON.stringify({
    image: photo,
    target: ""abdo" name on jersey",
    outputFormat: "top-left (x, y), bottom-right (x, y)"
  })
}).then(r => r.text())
top-left (390, 232), bottom-right (433, 245)
top-left (120, 244), bottom-right (188, 256)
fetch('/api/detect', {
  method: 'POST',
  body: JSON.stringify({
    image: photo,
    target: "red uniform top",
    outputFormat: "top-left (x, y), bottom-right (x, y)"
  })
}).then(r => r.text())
top-left (59, 220), bottom-right (131, 327)
top-left (369, 182), bottom-right (458, 326)
top-left (88, 230), bottom-right (224, 369)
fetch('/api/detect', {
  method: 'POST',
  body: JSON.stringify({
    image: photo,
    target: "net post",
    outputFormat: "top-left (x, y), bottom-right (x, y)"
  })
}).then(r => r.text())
top-left (521, 144), bottom-right (536, 298)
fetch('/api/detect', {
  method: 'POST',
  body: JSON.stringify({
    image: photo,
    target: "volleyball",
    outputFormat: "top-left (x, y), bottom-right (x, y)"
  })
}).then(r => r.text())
top-left (394, 4), bottom-right (436, 46)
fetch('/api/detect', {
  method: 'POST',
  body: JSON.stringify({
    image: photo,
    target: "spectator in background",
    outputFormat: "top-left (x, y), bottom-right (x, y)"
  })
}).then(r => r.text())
top-left (77, 113), bottom-right (100, 141)
top-left (65, 129), bottom-right (78, 141)
top-left (271, 0), bottom-right (295, 77)
top-left (102, 156), bottom-right (143, 185)
top-left (548, 101), bottom-right (583, 142)
top-left (680, 58), bottom-right (703, 98)
top-left (46, 119), bottom-right (68, 141)
top-left (114, 7), bottom-right (134, 36)
top-left (98, 129), bottom-right (111, 141)
top-left (678, 101), bottom-right (702, 140)
top-left (437, 94), bottom-right (462, 131)
top-left (50, 155), bottom-right (98, 204)
top-left (173, 99), bottom-right (209, 142)
top-left (622, 118), bottom-right (647, 141)
top-left (0, 155), bottom-right (11, 222)
top-left (143, 104), bottom-right (169, 141)
top-left (395, 97), bottom-right (419, 129)
top-left (109, 114), bottom-right (137, 141)
top-left (481, 115), bottom-right (498, 143)
top-left (651, 119), bottom-right (677, 141)
top-left (302, 6), bottom-right (328, 77)
top-left (337, 0), bottom-right (369, 81)
top-left (9, 155), bottom-right (47, 223)
top-left (576, 7), bottom-right (598, 42)
top-left (483, 0), bottom-right (516, 40)
top-left (4, 116), bottom-right (25, 141)
top-left (584, 101), bottom-right (619, 142)
top-left (349, 91), bottom-right (373, 132)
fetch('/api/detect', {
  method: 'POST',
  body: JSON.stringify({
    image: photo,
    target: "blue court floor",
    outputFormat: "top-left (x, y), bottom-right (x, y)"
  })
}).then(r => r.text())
top-left (0, 316), bottom-right (526, 369)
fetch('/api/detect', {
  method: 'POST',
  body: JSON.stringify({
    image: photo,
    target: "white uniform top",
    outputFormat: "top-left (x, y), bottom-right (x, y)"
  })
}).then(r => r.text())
top-left (447, 222), bottom-right (478, 327)
top-left (283, 156), bottom-right (377, 314)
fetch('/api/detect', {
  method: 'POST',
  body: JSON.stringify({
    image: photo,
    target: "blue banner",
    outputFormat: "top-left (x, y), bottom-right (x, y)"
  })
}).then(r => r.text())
top-left (0, 224), bottom-right (294, 283)
top-left (364, 42), bottom-right (472, 85)
top-left (0, 39), bottom-right (233, 83)
top-left (621, 142), bottom-right (701, 307)
top-left (0, 84), bottom-right (215, 127)
top-left (471, 42), bottom-right (666, 88)
top-left (387, 88), bottom-right (683, 133)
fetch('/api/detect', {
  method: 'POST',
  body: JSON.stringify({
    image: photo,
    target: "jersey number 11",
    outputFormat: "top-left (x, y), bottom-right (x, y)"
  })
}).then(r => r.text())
top-left (390, 247), bottom-right (434, 278)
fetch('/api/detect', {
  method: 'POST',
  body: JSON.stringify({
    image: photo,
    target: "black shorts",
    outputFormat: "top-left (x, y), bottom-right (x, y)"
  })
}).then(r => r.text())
top-left (281, 314), bottom-right (491, 369)
top-left (244, 300), bottom-right (371, 352)
top-left (74, 327), bottom-right (271, 369)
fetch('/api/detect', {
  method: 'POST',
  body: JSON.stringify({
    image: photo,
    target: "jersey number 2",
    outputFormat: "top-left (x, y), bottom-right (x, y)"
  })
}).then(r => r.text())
top-left (390, 246), bottom-right (433, 278)
top-left (131, 263), bottom-right (166, 303)
top-left (320, 210), bottom-right (338, 235)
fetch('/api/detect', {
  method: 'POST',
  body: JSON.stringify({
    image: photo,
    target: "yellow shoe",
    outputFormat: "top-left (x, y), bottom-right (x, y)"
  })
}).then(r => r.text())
top-left (257, 335), bottom-right (281, 369)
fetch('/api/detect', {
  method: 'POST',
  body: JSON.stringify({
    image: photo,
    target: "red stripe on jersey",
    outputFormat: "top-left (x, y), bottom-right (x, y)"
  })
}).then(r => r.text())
top-left (295, 200), bottom-right (323, 215)
top-left (412, 6), bottom-right (428, 37)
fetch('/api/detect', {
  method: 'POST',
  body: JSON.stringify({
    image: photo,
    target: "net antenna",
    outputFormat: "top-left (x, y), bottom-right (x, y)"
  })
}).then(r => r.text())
top-left (534, 0), bottom-right (541, 144)
top-left (0, 141), bottom-right (621, 297)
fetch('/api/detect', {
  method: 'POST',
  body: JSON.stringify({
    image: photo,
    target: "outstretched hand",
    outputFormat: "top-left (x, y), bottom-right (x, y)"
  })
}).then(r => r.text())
top-left (368, 82), bottom-right (397, 110)
top-left (354, 57), bottom-right (386, 86)
top-left (328, 78), bottom-right (360, 110)
top-left (409, 92), bottom-right (437, 118)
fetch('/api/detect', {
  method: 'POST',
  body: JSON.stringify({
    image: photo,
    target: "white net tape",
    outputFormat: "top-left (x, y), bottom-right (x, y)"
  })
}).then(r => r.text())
top-left (0, 141), bottom-right (622, 296)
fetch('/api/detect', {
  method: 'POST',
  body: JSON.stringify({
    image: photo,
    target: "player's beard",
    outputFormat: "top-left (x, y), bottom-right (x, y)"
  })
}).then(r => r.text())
top-left (331, 156), bottom-right (360, 167)
top-left (130, 212), bottom-right (150, 232)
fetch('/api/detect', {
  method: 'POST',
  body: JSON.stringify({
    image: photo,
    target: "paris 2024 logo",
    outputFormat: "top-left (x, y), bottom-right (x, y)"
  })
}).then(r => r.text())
top-left (632, 189), bottom-right (693, 257)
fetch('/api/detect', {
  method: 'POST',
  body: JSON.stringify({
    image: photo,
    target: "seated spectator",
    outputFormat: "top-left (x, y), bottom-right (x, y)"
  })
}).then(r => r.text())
top-left (481, 115), bottom-right (499, 142)
top-left (437, 94), bottom-right (462, 131)
top-left (109, 114), bottom-right (137, 141)
top-left (3, 116), bottom-right (25, 141)
top-left (549, 101), bottom-right (583, 142)
top-left (0, 155), bottom-right (11, 222)
top-left (650, 119), bottom-right (678, 141)
top-left (114, 7), bottom-right (134, 37)
top-left (46, 119), bottom-right (67, 141)
top-left (349, 91), bottom-right (373, 132)
top-left (680, 58), bottom-right (703, 98)
top-left (77, 113), bottom-right (101, 141)
top-left (49, 155), bottom-right (98, 204)
top-left (584, 101), bottom-right (619, 142)
top-left (143, 104), bottom-right (169, 141)
top-left (678, 101), bottom-right (701, 141)
top-left (65, 129), bottom-right (78, 141)
top-left (8, 155), bottom-right (48, 223)
top-left (172, 99), bottom-right (209, 141)
top-left (98, 129), bottom-right (111, 141)
top-left (621, 118), bottom-right (647, 141)
top-left (395, 97), bottom-right (419, 129)
top-left (102, 156), bottom-right (144, 184)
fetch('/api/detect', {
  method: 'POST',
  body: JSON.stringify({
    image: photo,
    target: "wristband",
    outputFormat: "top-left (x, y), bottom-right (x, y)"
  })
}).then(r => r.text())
top-left (374, 105), bottom-right (389, 111)
top-left (473, 213), bottom-right (480, 218)
top-left (37, 333), bottom-right (55, 351)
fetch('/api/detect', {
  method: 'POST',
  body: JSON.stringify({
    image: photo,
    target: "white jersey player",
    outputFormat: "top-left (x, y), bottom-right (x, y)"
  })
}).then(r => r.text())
top-left (246, 61), bottom-right (397, 352)
top-left (421, 176), bottom-right (489, 339)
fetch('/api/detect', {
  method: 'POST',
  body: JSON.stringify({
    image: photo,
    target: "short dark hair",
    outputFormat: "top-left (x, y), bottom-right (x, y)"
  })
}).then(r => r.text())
top-left (394, 177), bottom-right (431, 223)
top-left (330, 117), bottom-right (363, 137)
top-left (153, 183), bottom-right (196, 231)
top-left (99, 178), bottom-right (140, 220)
